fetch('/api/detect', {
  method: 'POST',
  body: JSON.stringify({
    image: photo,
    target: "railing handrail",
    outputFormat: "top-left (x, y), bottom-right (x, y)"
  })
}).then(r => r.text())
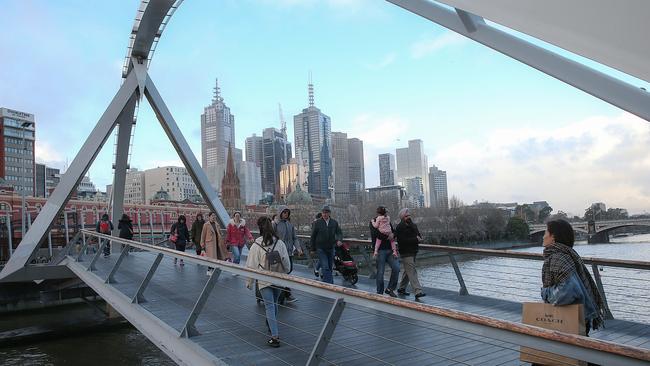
top-left (74, 229), bottom-right (650, 363)
top-left (295, 234), bottom-right (650, 270)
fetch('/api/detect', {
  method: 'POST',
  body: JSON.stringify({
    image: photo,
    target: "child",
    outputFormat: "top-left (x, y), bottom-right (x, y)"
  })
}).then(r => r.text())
top-left (372, 207), bottom-right (397, 257)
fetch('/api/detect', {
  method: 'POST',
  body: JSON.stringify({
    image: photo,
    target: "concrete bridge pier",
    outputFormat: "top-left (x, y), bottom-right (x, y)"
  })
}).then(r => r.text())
top-left (588, 231), bottom-right (610, 244)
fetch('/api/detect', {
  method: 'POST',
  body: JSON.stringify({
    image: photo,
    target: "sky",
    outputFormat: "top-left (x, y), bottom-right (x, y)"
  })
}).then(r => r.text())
top-left (1, 0), bottom-right (650, 216)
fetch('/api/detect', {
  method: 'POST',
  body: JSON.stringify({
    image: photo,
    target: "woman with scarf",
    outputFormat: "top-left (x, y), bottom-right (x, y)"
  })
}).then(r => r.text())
top-left (541, 219), bottom-right (606, 336)
top-left (225, 211), bottom-right (253, 264)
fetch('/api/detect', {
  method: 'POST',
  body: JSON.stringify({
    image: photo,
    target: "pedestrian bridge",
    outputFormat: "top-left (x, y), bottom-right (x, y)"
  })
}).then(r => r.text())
top-left (20, 230), bottom-right (650, 365)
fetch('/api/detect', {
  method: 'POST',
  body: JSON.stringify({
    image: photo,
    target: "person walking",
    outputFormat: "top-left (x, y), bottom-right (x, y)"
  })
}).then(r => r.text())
top-left (309, 205), bottom-right (343, 284)
top-left (225, 211), bottom-right (253, 264)
top-left (541, 219), bottom-right (606, 335)
top-left (311, 212), bottom-right (322, 278)
top-left (370, 206), bottom-right (400, 297)
top-left (200, 212), bottom-right (230, 275)
top-left (395, 208), bottom-right (426, 299)
top-left (245, 216), bottom-right (291, 348)
top-left (190, 213), bottom-right (205, 256)
top-left (170, 215), bottom-right (190, 266)
top-left (96, 213), bottom-right (114, 258)
top-left (118, 213), bottom-right (134, 251)
top-left (274, 206), bottom-right (302, 303)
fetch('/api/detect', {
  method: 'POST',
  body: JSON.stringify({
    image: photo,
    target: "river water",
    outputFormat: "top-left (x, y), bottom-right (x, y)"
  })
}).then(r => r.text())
top-left (1, 234), bottom-right (648, 365)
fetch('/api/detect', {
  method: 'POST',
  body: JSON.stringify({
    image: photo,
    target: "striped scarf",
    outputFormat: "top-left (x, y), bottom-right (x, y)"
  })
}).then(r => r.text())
top-left (542, 243), bottom-right (605, 330)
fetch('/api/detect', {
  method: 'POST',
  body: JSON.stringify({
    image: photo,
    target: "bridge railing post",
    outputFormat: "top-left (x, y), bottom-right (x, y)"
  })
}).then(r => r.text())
top-left (591, 264), bottom-right (614, 319)
top-left (180, 269), bottom-right (221, 338)
top-left (359, 244), bottom-right (377, 279)
top-left (87, 238), bottom-right (109, 271)
top-left (449, 254), bottom-right (469, 296)
top-left (106, 244), bottom-right (131, 284)
top-left (132, 253), bottom-right (164, 304)
top-left (307, 298), bottom-right (346, 366)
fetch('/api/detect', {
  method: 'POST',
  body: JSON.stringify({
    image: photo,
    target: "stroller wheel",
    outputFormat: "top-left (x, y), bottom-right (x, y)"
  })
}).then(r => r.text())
top-left (349, 273), bottom-right (359, 285)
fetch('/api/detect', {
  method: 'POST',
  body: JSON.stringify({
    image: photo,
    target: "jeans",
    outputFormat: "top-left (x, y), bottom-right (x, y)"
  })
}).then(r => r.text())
top-left (260, 286), bottom-right (281, 337)
top-left (376, 249), bottom-right (400, 294)
top-left (230, 245), bottom-right (242, 264)
top-left (102, 238), bottom-right (111, 256)
top-left (317, 248), bottom-right (335, 284)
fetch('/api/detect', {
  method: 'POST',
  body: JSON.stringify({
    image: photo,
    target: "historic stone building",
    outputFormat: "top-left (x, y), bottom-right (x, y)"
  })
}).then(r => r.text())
top-left (220, 145), bottom-right (242, 211)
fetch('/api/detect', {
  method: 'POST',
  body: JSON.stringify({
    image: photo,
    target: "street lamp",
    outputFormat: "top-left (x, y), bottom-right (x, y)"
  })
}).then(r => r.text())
top-left (20, 121), bottom-right (34, 238)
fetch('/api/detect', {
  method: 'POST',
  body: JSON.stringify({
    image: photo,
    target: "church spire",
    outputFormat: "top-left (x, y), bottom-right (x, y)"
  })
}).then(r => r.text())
top-left (221, 143), bottom-right (241, 210)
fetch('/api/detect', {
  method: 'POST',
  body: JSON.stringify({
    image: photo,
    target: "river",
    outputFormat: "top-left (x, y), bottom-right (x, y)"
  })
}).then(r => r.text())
top-left (1, 234), bottom-right (648, 365)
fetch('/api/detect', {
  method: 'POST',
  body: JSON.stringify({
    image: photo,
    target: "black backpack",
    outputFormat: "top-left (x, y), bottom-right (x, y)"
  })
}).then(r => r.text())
top-left (257, 239), bottom-right (285, 273)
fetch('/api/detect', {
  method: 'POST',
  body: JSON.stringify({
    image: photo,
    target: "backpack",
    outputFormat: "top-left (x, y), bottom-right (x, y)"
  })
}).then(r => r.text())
top-left (99, 220), bottom-right (111, 234)
top-left (257, 239), bottom-right (285, 273)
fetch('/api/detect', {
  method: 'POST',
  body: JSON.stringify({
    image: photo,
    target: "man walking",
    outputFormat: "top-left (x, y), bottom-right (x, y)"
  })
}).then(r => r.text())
top-left (395, 208), bottom-right (426, 299)
top-left (274, 206), bottom-right (302, 303)
top-left (309, 205), bottom-right (343, 284)
top-left (96, 213), bottom-right (114, 257)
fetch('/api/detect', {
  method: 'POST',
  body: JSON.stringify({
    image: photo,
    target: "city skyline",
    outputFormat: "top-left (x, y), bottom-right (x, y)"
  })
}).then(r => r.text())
top-left (2, 1), bottom-right (650, 215)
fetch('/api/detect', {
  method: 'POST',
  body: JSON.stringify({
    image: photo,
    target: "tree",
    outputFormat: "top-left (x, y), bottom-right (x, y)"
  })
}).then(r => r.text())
top-left (506, 217), bottom-right (530, 240)
top-left (483, 208), bottom-right (506, 240)
top-left (538, 206), bottom-right (553, 223)
top-left (549, 210), bottom-right (568, 221)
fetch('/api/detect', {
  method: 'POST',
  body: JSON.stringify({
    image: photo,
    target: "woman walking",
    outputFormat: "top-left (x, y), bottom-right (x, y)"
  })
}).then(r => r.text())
top-left (245, 216), bottom-right (291, 348)
top-left (190, 213), bottom-right (205, 256)
top-left (225, 211), bottom-right (253, 264)
top-left (200, 212), bottom-right (230, 275)
top-left (370, 206), bottom-right (400, 297)
top-left (118, 213), bottom-right (134, 240)
top-left (170, 215), bottom-right (190, 266)
top-left (541, 219), bottom-right (606, 335)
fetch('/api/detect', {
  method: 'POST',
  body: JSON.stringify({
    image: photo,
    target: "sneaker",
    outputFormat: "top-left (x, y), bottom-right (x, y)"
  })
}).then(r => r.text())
top-left (397, 289), bottom-right (410, 296)
top-left (174, 258), bottom-right (178, 265)
top-left (285, 295), bottom-right (297, 303)
top-left (384, 289), bottom-right (397, 298)
top-left (415, 292), bottom-right (427, 299)
top-left (314, 270), bottom-right (319, 278)
top-left (103, 253), bottom-right (110, 258)
top-left (179, 260), bottom-right (184, 267)
top-left (206, 269), bottom-right (213, 276)
top-left (267, 338), bottom-right (280, 348)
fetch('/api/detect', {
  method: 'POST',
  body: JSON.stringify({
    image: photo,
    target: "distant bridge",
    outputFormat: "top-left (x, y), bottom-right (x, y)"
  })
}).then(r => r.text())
top-left (529, 219), bottom-right (650, 243)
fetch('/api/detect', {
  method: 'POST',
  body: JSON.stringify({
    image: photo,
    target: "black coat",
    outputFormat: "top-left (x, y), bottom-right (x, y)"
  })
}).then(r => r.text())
top-left (395, 220), bottom-right (421, 257)
top-left (118, 220), bottom-right (133, 240)
top-left (310, 218), bottom-right (343, 251)
top-left (171, 222), bottom-right (190, 244)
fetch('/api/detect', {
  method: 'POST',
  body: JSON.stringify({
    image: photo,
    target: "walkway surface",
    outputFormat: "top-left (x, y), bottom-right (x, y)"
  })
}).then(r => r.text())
top-left (69, 250), bottom-right (650, 366)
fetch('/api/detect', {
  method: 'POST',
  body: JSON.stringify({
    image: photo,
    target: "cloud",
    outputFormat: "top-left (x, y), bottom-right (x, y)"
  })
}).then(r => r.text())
top-left (35, 140), bottom-right (65, 167)
top-left (410, 31), bottom-right (468, 59)
top-left (432, 113), bottom-right (650, 215)
top-left (365, 53), bottom-right (396, 70)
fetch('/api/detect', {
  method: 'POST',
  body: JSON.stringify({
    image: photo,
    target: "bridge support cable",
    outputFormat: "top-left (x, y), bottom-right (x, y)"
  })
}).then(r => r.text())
top-left (385, 0), bottom-right (650, 123)
top-left (180, 268), bottom-right (221, 338)
top-left (307, 298), bottom-right (346, 366)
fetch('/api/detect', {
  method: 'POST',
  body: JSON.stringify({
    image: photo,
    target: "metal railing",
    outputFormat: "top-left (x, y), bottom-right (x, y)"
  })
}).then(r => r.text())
top-left (63, 230), bottom-right (650, 366)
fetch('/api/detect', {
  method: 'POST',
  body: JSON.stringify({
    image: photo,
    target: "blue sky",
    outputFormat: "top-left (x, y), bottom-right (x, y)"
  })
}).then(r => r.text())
top-left (2, 0), bottom-right (650, 215)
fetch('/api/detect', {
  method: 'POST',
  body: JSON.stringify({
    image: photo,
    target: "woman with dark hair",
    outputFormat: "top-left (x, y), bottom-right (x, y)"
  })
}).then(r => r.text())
top-left (225, 211), bottom-right (253, 264)
top-left (118, 213), bottom-right (134, 251)
top-left (370, 206), bottom-right (400, 297)
top-left (541, 219), bottom-right (606, 335)
top-left (170, 215), bottom-right (190, 266)
top-left (245, 216), bottom-right (290, 348)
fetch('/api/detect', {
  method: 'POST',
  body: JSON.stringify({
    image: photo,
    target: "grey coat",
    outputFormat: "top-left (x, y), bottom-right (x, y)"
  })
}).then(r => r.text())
top-left (274, 218), bottom-right (300, 254)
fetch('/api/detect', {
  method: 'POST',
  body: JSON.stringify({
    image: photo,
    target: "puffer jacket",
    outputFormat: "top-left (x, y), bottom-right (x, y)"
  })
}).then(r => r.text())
top-left (225, 218), bottom-right (253, 248)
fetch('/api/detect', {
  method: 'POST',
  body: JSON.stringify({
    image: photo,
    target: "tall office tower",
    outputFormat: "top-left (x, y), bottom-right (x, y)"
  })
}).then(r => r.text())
top-left (331, 132), bottom-right (350, 204)
top-left (245, 134), bottom-right (263, 167)
top-left (347, 138), bottom-right (365, 206)
top-left (279, 159), bottom-right (299, 198)
top-left (396, 139), bottom-right (430, 207)
top-left (293, 77), bottom-right (332, 198)
top-left (144, 166), bottom-right (198, 204)
top-left (429, 165), bottom-right (449, 210)
top-left (201, 79), bottom-right (235, 191)
top-left (378, 153), bottom-right (396, 187)
top-left (404, 176), bottom-right (425, 208)
top-left (237, 161), bottom-right (263, 205)
top-left (0, 108), bottom-right (35, 196)
top-left (221, 145), bottom-right (242, 210)
top-left (262, 127), bottom-right (292, 195)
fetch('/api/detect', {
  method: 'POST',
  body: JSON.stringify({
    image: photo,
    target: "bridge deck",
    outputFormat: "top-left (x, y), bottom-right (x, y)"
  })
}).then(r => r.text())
top-left (70, 251), bottom-right (650, 365)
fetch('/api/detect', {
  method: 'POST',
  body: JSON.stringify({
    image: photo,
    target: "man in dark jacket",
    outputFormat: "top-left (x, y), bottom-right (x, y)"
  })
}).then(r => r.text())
top-left (96, 213), bottom-right (114, 257)
top-left (394, 208), bottom-right (426, 298)
top-left (310, 205), bottom-right (343, 284)
top-left (190, 213), bottom-right (205, 255)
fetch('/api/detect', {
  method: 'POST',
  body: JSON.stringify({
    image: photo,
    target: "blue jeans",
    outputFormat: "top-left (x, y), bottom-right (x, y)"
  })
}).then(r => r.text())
top-left (317, 248), bottom-right (334, 284)
top-left (260, 286), bottom-right (281, 337)
top-left (376, 249), bottom-right (400, 294)
top-left (230, 245), bottom-right (242, 264)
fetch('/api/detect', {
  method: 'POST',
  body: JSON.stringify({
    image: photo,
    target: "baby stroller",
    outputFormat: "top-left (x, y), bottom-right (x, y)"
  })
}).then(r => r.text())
top-left (334, 242), bottom-right (358, 285)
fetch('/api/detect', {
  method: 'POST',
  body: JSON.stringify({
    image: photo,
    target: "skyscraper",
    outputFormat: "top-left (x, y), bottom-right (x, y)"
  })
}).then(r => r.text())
top-left (0, 108), bottom-right (35, 196)
top-left (262, 127), bottom-right (292, 195)
top-left (245, 134), bottom-right (263, 167)
top-left (404, 176), bottom-right (425, 208)
top-left (238, 160), bottom-right (263, 205)
top-left (378, 153), bottom-right (396, 186)
top-left (201, 79), bottom-right (235, 191)
top-left (347, 138), bottom-right (365, 206)
top-left (396, 140), bottom-right (430, 207)
top-left (429, 165), bottom-right (448, 210)
top-left (331, 132), bottom-right (350, 204)
top-left (293, 78), bottom-right (332, 198)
